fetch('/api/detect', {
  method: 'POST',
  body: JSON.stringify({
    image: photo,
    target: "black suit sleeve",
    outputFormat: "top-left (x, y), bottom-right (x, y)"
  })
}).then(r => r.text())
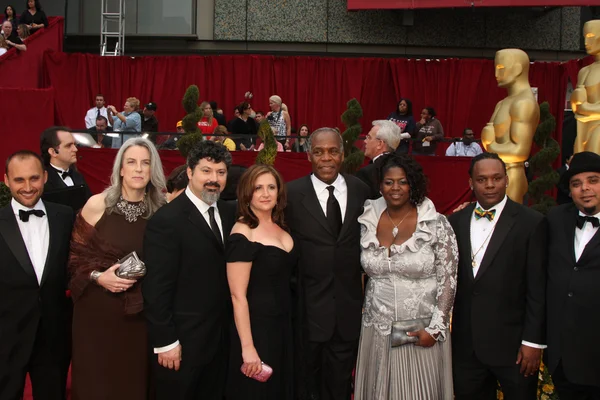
top-left (522, 215), bottom-right (548, 345)
top-left (142, 210), bottom-right (181, 348)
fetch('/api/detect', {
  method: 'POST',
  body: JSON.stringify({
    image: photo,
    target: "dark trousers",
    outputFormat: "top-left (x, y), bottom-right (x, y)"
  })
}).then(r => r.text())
top-left (307, 328), bottom-right (358, 400)
top-left (0, 331), bottom-right (67, 400)
top-left (552, 361), bottom-right (600, 400)
top-left (153, 345), bottom-right (226, 400)
top-left (453, 351), bottom-right (537, 400)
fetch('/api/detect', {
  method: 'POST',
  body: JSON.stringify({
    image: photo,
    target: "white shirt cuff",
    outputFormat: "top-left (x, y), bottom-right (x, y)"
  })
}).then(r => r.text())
top-left (521, 340), bottom-right (547, 349)
top-left (400, 132), bottom-right (411, 139)
top-left (154, 340), bottom-right (180, 354)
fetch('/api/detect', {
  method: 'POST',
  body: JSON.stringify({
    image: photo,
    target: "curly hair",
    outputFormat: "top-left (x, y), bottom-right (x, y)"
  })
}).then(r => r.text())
top-left (236, 165), bottom-right (287, 229)
top-left (377, 153), bottom-right (428, 206)
top-left (187, 140), bottom-right (232, 171)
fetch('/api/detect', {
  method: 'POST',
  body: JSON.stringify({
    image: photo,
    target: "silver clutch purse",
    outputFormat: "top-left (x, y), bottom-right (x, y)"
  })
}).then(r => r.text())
top-left (391, 317), bottom-right (431, 347)
top-left (115, 251), bottom-right (146, 279)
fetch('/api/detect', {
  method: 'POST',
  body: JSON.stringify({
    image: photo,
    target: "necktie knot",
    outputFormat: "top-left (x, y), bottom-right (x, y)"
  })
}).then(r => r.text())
top-left (61, 170), bottom-right (72, 180)
top-left (576, 215), bottom-right (600, 229)
top-left (19, 209), bottom-right (45, 222)
top-left (474, 206), bottom-right (496, 221)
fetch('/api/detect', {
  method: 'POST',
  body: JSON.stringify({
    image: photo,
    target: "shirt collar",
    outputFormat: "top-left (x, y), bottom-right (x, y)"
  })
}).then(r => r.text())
top-left (49, 163), bottom-right (68, 173)
top-left (11, 198), bottom-right (46, 214)
top-left (372, 152), bottom-right (389, 162)
top-left (185, 186), bottom-right (217, 214)
top-left (311, 173), bottom-right (345, 195)
top-left (474, 195), bottom-right (508, 215)
top-left (578, 209), bottom-right (600, 219)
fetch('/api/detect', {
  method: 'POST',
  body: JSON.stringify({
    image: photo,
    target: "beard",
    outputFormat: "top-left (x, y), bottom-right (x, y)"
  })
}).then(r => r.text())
top-left (583, 205), bottom-right (597, 215)
top-left (200, 182), bottom-right (221, 204)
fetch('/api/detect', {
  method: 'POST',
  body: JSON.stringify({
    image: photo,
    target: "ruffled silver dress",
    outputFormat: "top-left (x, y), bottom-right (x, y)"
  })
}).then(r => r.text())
top-left (354, 197), bottom-right (458, 400)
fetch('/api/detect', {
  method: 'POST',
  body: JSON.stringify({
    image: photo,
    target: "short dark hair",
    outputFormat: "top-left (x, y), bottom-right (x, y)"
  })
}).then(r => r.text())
top-left (236, 164), bottom-right (287, 229)
top-left (236, 102), bottom-right (251, 115)
top-left (166, 165), bottom-right (189, 193)
top-left (186, 140), bottom-right (232, 172)
top-left (40, 126), bottom-right (71, 166)
top-left (25, 0), bottom-right (42, 10)
top-left (469, 152), bottom-right (507, 177)
top-left (5, 150), bottom-right (44, 175)
top-left (255, 110), bottom-right (264, 116)
top-left (96, 93), bottom-right (104, 99)
top-left (96, 115), bottom-right (108, 125)
top-left (424, 107), bottom-right (436, 118)
top-left (209, 101), bottom-right (218, 111)
top-left (377, 153), bottom-right (428, 206)
top-left (463, 128), bottom-right (474, 135)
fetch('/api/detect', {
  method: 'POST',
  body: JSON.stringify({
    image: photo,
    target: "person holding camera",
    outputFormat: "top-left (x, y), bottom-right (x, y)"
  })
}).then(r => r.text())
top-left (445, 128), bottom-right (483, 157)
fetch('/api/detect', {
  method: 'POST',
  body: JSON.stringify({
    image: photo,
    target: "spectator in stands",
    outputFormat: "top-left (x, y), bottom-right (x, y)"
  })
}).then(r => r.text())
top-left (356, 120), bottom-right (401, 199)
top-left (69, 137), bottom-right (165, 400)
top-left (108, 97), bottom-right (142, 147)
top-left (40, 126), bottom-right (92, 211)
top-left (267, 95), bottom-right (291, 147)
top-left (387, 98), bottom-right (415, 154)
top-left (19, 0), bottom-right (48, 34)
top-left (412, 106), bottom-right (444, 156)
top-left (292, 124), bottom-right (310, 153)
top-left (1, 20), bottom-right (26, 51)
top-left (255, 110), bottom-right (265, 124)
top-left (210, 100), bottom-right (227, 126)
top-left (256, 127), bottom-right (284, 152)
top-left (2, 5), bottom-right (18, 31)
top-left (160, 120), bottom-right (184, 150)
top-left (230, 101), bottom-right (257, 151)
top-left (17, 23), bottom-right (29, 40)
top-left (166, 165), bottom-right (189, 203)
top-left (0, 35), bottom-right (8, 56)
top-left (227, 106), bottom-right (240, 132)
top-left (87, 116), bottom-right (114, 148)
top-left (212, 125), bottom-right (236, 151)
top-left (198, 101), bottom-right (218, 134)
top-left (140, 102), bottom-right (159, 143)
top-left (445, 128), bottom-right (483, 157)
top-left (84, 94), bottom-right (111, 130)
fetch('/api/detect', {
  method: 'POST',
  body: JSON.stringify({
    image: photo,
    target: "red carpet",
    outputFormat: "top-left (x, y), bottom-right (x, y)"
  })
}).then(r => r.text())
top-left (23, 368), bottom-right (71, 399)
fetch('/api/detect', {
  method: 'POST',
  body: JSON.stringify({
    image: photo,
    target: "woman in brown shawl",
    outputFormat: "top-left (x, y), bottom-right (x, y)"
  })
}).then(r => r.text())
top-left (69, 137), bottom-right (166, 400)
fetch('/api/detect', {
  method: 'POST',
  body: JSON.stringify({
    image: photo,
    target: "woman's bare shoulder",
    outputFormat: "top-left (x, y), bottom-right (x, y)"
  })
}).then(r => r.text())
top-left (81, 193), bottom-right (107, 226)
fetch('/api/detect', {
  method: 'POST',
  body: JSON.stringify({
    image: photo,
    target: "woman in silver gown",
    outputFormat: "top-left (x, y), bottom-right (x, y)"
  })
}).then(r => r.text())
top-left (354, 154), bottom-right (458, 400)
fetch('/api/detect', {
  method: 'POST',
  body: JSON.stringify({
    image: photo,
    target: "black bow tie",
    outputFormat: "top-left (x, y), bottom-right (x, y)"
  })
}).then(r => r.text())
top-left (576, 215), bottom-right (600, 229)
top-left (57, 169), bottom-right (72, 180)
top-left (19, 209), bottom-right (46, 222)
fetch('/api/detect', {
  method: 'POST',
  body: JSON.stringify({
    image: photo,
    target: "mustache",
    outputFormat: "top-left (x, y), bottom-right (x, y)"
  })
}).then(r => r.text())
top-left (204, 181), bottom-right (221, 189)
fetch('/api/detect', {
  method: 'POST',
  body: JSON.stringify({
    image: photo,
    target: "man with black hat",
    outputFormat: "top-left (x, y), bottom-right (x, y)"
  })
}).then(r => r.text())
top-left (140, 102), bottom-right (159, 143)
top-left (546, 151), bottom-right (600, 399)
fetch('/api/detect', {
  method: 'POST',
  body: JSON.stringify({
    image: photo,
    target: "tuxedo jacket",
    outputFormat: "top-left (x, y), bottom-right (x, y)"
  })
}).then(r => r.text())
top-left (448, 199), bottom-right (547, 366)
top-left (285, 174), bottom-right (370, 342)
top-left (142, 193), bottom-right (236, 367)
top-left (0, 201), bottom-right (74, 372)
top-left (355, 156), bottom-right (386, 201)
top-left (44, 165), bottom-right (93, 210)
top-left (546, 203), bottom-right (600, 386)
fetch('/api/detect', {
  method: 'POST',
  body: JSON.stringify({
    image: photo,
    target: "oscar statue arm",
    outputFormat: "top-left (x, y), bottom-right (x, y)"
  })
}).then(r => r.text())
top-left (571, 66), bottom-right (590, 114)
top-left (489, 98), bottom-right (537, 159)
top-left (481, 102), bottom-right (501, 149)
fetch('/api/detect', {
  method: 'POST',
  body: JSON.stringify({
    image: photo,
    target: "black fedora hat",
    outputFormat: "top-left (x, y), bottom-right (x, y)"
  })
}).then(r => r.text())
top-left (561, 151), bottom-right (600, 186)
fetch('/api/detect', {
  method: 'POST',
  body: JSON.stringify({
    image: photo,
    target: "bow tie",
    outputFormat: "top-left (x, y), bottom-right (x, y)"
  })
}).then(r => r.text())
top-left (474, 206), bottom-right (496, 221)
top-left (59, 169), bottom-right (72, 180)
top-left (576, 215), bottom-right (600, 229)
top-left (19, 209), bottom-right (46, 222)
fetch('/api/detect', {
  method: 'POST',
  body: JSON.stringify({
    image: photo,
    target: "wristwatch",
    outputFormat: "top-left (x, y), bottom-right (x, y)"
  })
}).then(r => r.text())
top-left (90, 270), bottom-right (102, 282)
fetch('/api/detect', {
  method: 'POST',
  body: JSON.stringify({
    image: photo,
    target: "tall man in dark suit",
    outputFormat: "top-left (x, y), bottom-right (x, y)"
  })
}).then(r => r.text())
top-left (0, 150), bottom-right (74, 399)
top-left (546, 151), bottom-right (600, 399)
top-left (143, 141), bottom-right (236, 400)
top-left (285, 128), bottom-right (370, 400)
top-left (448, 152), bottom-right (547, 399)
top-left (355, 120), bottom-right (401, 200)
top-left (40, 126), bottom-right (92, 210)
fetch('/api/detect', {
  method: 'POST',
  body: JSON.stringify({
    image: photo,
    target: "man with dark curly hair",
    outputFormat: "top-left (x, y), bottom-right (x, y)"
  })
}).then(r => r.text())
top-left (143, 140), bottom-right (236, 399)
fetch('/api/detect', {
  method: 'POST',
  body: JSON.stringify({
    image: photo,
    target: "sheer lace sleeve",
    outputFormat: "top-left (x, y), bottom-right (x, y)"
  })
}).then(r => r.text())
top-left (425, 214), bottom-right (458, 341)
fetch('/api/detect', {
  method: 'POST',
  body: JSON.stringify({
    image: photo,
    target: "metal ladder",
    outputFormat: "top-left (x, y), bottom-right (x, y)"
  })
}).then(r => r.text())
top-left (100, 0), bottom-right (125, 56)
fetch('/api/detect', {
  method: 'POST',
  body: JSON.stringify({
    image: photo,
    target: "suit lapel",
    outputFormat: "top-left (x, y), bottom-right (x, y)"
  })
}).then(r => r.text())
top-left (475, 199), bottom-right (518, 282)
top-left (459, 203), bottom-right (476, 282)
top-left (48, 168), bottom-right (68, 189)
top-left (39, 202), bottom-right (60, 287)
top-left (0, 206), bottom-right (37, 281)
top-left (217, 200), bottom-right (235, 242)
top-left (183, 195), bottom-right (224, 252)
top-left (338, 174), bottom-right (359, 241)
top-left (562, 204), bottom-right (578, 265)
top-left (300, 176), bottom-right (334, 237)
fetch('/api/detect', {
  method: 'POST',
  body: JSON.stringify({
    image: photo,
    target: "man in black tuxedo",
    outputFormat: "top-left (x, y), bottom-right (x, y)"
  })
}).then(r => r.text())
top-left (143, 141), bottom-right (236, 400)
top-left (448, 152), bottom-right (547, 400)
top-left (285, 128), bottom-right (370, 400)
top-left (0, 150), bottom-right (73, 399)
top-left (40, 126), bottom-right (92, 211)
top-left (546, 151), bottom-right (600, 399)
top-left (355, 120), bottom-right (401, 200)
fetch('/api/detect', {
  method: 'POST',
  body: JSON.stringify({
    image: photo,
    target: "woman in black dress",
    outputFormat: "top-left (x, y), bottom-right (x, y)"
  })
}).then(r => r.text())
top-left (226, 164), bottom-right (296, 400)
top-left (20, 0), bottom-right (48, 34)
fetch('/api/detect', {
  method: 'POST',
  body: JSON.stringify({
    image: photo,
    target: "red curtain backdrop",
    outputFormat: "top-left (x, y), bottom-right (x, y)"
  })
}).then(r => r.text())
top-left (76, 148), bottom-right (472, 214)
top-left (0, 87), bottom-right (55, 174)
top-left (0, 17), bottom-right (63, 89)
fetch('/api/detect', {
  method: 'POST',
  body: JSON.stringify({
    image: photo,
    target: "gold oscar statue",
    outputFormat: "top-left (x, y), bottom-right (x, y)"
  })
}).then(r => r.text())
top-left (571, 20), bottom-right (600, 154)
top-left (481, 49), bottom-right (540, 204)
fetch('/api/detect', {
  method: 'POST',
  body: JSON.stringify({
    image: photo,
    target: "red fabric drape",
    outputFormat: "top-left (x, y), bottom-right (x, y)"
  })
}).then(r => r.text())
top-left (0, 17), bottom-right (63, 89)
top-left (0, 87), bottom-right (55, 173)
top-left (563, 56), bottom-right (595, 87)
top-left (76, 148), bottom-right (471, 215)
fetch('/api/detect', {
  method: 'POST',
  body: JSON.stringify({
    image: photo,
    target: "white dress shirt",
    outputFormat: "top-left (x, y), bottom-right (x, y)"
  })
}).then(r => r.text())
top-left (49, 163), bottom-right (74, 187)
top-left (154, 186), bottom-right (224, 354)
top-left (574, 210), bottom-right (600, 262)
top-left (85, 106), bottom-right (111, 129)
top-left (11, 198), bottom-right (49, 285)
top-left (445, 141), bottom-right (483, 157)
top-left (310, 173), bottom-right (347, 223)
top-left (469, 195), bottom-right (545, 349)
